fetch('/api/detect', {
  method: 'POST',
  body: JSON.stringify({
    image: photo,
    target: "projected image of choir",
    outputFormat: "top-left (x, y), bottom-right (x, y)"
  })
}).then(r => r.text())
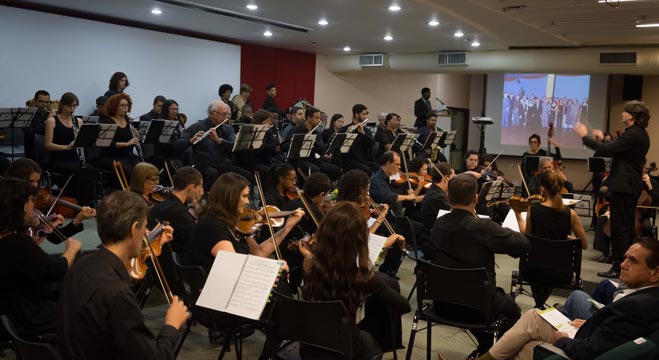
top-left (502, 92), bottom-right (589, 131)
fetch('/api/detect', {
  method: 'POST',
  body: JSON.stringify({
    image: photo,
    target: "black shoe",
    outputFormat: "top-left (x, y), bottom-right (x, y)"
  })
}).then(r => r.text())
top-left (598, 268), bottom-right (620, 278)
top-left (553, 303), bottom-right (566, 313)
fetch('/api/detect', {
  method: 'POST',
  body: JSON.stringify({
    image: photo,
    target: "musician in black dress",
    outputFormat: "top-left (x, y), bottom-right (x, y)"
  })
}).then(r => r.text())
top-left (44, 92), bottom-right (96, 206)
top-left (97, 94), bottom-right (140, 180)
top-left (375, 113), bottom-right (404, 160)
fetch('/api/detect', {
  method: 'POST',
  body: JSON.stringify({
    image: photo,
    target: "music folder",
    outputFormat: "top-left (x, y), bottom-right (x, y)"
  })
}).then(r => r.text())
top-left (196, 251), bottom-right (281, 320)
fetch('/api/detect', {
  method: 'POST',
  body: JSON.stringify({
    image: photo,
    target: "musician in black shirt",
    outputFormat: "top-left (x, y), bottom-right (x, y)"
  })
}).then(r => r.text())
top-left (341, 104), bottom-right (379, 174)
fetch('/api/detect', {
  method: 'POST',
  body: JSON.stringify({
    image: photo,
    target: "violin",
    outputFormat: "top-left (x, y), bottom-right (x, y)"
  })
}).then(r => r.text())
top-left (35, 188), bottom-right (81, 219)
top-left (286, 188), bottom-right (300, 200)
top-left (126, 222), bottom-right (167, 280)
top-left (235, 205), bottom-right (298, 235)
top-left (187, 199), bottom-right (201, 220)
top-left (149, 185), bottom-right (173, 203)
top-left (508, 194), bottom-right (544, 213)
top-left (27, 210), bottom-right (68, 244)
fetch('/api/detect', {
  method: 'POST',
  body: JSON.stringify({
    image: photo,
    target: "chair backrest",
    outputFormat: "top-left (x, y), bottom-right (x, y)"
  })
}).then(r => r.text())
top-left (519, 234), bottom-right (582, 286)
top-left (416, 260), bottom-right (494, 323)
top-left (170, 251), bottom-right (207, 306)
top-left (0, 315), bottom-right (62, 360)
top-left (394, 216), bottom-right (416, 249)
top-left (267, 294), bottom-right (352, 360)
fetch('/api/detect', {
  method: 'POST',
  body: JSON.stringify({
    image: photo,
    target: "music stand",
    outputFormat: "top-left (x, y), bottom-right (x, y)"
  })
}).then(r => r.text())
top-left (140, 120), bottom-right (167, 145)
top-left (472, 116), bottom-right (493, 154)
top-left (326, 132), bottom-right (357, 155)
top-left (588, 157), bottom-right (612, 173)
top-left (158, 120), bottom-right (179, 144)
top-left (232, 124), bottom-right (272, 152)
top-left (0, 107), bottom-right (37, 160)
top-left (390, 133), bottom-right (418, 155)
top-left (421, 132), bottom-right (439, 151)
top-left (96, 124), bottom-right (118, 147)
top-left (80, 116), bottom-right (99, 124)
top-left (479, 180), bottom-right (507, 203)
top-left (72, 124), bottom-right (101, 148)
top-left (287, 133), bottom-right (316, 160)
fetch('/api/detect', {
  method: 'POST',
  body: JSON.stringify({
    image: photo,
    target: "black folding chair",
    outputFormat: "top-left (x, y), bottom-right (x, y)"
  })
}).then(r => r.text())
top-left (406, 261), bottom-right (504, 360)
top-left (0, 315), bottom-right (62, 360)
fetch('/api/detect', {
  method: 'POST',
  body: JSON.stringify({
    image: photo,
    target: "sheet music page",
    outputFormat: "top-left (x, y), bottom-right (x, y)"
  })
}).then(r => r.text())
top-left (538, 307), bottom-right (579, 339)
top-left (196, 251), bottom-right (246, 314)
top-left (226, 255), bottom-right (281, 320)
top-left (341, 133), bottom-right (357, 153)
top-left (502, 209), bottom-right (526, 232)
top-left (367, 233), bottom-right (388, 265)
top-left (96, 124), bottom-right (118, 147)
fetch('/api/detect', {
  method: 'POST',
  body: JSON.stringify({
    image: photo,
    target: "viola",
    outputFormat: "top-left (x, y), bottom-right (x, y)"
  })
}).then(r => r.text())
top-left (235, 205), bottom-right (298, 235)
top-left (126, 222), bottom-right (167, 280)
top-left (35, 188), bottom-right (81, 219)
top-left (508, 194), bottom-right (544, 213)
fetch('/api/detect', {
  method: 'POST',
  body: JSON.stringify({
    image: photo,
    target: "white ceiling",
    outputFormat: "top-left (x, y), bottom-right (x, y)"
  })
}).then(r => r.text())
top-left (12, 0), bottom-right (659, 54)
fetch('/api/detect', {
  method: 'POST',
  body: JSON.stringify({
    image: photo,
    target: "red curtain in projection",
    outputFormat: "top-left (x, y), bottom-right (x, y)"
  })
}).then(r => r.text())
top-left (240, 43), bottom-right (316, 113)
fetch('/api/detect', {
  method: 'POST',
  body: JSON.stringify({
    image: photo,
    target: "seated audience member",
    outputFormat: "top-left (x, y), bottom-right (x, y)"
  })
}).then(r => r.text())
top-left (515, 170), bottom-right (588, 309)
top-left (97, 94), bottom-right (141, 180)
top-left (528, 157), bottom-right (573, 195)
top-left (426, 174), bottom-right (529, 359)
top-left (299, 202), bottom-right (409, 358)
top-left (418, 161), bottom-right (454, 245)
top-left (478, 240), bottom-right (659, 360)
top-left (340, 104), bottom-right (378, 174)
top-left (175, 100), bottom-right (250, 191)
top-left (44, 91), bottom-right (97, 206)
top-left (57, 190), bottom-right (188, 359)
top-left (0, 178), bottom-right (81, 336)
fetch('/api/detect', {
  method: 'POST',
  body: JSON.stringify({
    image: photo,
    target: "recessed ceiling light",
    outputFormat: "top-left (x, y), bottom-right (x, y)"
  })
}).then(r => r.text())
top-left (384, 34), bottom-right (393, 41)
top-left (246, 4), bottom-right (258, 10)
top-left (263, 30), bottom-right (272, 37)
top-left (636, 20), bottom-right (659, 28)
top-left (463, 37), bottom-right (471, 42)
top-left (428, 20), bottom-right (440, 27)
top-left (151, 8), bottom-right (162, 15)
top-left (388, 4), bottom-right (401, 12)
top-left (318, 19), bottom-right (329, 26)
top-left (343, 46), bottom-right (351, 52)
top-left (471, 40), bottom-right (481, 47)
top-left (454, 31), bottom-right (464, 37)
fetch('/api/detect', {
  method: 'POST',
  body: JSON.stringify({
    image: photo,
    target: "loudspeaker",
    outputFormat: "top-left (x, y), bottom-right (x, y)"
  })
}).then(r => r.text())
top-left (622, 75), bottom-right (643, 101)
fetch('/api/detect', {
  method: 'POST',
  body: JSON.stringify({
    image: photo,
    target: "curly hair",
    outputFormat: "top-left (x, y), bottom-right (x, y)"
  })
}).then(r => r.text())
top-left (302, 201), bottom-right (373, 321)
top-left (337, 169), bottom-right (369, 204)
top-left (105, 93), bottom-right (132, 117)
top-left (108, 71), bottom-right (129, 92)
top-left (0, 178), bottom-right (37, 234)
top-left (199, 173), bottom-right (250, 227)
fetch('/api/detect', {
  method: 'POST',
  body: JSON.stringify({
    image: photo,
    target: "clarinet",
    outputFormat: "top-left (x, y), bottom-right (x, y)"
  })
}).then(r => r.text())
top-left (71, 115), bottom-right (87, 168)
top-left (128, 118), bottom-right (145, 162)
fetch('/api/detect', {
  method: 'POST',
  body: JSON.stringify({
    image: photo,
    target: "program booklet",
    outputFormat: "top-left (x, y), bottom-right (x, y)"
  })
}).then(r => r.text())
top-left (538, 307), bottom-right (579, 339)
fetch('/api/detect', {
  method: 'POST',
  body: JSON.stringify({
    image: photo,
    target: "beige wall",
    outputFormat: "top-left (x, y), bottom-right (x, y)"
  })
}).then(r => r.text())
top-left (314, 55), bottom-right (470, 126)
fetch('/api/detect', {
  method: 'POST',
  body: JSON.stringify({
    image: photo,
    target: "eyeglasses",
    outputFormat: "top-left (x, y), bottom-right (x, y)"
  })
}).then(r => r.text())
top-left (147, 176), bottom-right (160, 182)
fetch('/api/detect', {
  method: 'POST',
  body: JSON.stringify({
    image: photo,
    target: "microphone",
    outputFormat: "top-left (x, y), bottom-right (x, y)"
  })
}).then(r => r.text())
top-left (435, 97), bottom-right (446, 105)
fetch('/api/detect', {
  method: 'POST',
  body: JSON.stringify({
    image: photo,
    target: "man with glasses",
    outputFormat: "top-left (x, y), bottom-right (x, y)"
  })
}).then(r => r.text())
top-left (24, 89), bottom-right (53, 161)
top-left (176, 100), bottom-right (250, 190)
top-left (340, 103), bottom-right (379, 174)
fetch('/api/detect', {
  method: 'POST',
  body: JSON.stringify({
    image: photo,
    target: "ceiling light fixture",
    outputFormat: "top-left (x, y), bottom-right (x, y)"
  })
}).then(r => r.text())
top-left (388, 4), bottom-right (401, 12)
top-left (263, 30), bottom-right (272, 37)
top-left (384, 34), bottom-right (393, 41)
top-left (318, 19), bottom-right (328, 26)
top-left (428, 20), bottom-right (439, 26)
top-left (636, 18), bottom-right (659, 27)
top-left (151, 8), bottom-right (162, 15)
top-left (246, 4), bottom-right (258, 10)
top-left (343, 46), bottom-right (351, 52)
top-left (471, 40), bottom-right (481, 47)
top-left (454, 30), bottom-right (464, 37)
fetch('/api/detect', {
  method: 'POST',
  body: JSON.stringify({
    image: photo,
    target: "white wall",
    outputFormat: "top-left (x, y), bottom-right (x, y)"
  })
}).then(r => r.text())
top-left (0, 6), bottom-right (240, 122)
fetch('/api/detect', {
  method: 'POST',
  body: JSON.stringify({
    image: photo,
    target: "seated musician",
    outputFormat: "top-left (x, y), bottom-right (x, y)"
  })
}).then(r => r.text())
top-left (280, 106), bottom-right (304, 142)
top-left (128, 162), bottom-right (160, 209)
top-left (425, 174), bottom-right (529, 359)
top-left (0, 178), bottom-right (81, 336)
top-left (189, 172), bottom-right (303, 274)
top-left (44, 92), bottom-right (97, 206)
top-left (237, 103), bottom-right (254, 124)
top-left (528, 157), bottom-right (573, 195)
top-left (402, 156), bottom-right (429, 221)
top-left (56, 190), bottom-right (188, 359)
top-left (24, 90), bottom-right (54, 161)
top-left (369, 151), bottom-right (416, 218)
top-left (283, 106), bottom-right (340, 181)
top-left (419, 162), bottom-right (454, 246)
top-left (514, 170), bottom-right (588, 309)
top-left (340, 104), bottom-right (379, 174)
top-left (149, 166), bottom-right (203, 265)
top-left (88, 95), bottom-right (108, 117)
top-left (413, 111), bottom-right (446, 161)
top-left (477, 240), bottom-right (659, 360)
top-left (234, 109), bottom-right (282, 175)
top-left (155, 99), bottom-right (190, 171)
top-left (97, 94), bottom-right (141, 181)
top-left (320, 113), bottom-right (345, 145)
top-left (374, 113), bottom-right (404, 160)
top-left (175, 100), bottom-right (250, 191)
top-left (139, 95), bottom-right (166, 122)
top-left (521, 133), bottom-right (562, 186)
top-left (299, 202), bottom-right (409, 357)
top-left (4, 158), bottom-right (95, 244)
top-left (337, 169), bottom-right (390, 235)
top-left (231, 83), bottom-right (252, 121)
top-left (264, 163), bottom-right (297, 210)
top-left (458, 150), bottom-right (483, 179)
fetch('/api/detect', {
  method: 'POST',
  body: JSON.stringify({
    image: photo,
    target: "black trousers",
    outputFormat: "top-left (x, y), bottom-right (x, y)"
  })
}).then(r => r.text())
top-left (609, 191), bottom-right (639, 269)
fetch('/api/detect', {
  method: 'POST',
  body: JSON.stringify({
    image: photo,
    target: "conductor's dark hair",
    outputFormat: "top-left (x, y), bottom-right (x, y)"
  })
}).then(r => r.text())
top-left (625, 100), bottom-right (650, 128)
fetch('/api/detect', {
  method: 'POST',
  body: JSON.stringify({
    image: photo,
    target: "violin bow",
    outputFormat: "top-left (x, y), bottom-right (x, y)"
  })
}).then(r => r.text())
top-left (482, 149), bottom-right (504, 175)
top-left (427, 158), bottom-right (449, 183)
top-left (400, 153), bottom-right (416, 206)
top-left (254, 172), bottom-right (283, 261)
top-left (296, 188), bottom-right (320, 227)
top-left (516, 164), bottom-right (532, 197)
top-left (45, 174), bottom-right (74, 217)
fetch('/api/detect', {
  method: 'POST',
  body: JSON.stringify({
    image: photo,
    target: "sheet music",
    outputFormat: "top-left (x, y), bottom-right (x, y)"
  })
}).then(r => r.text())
top-left (159, 120), bottom-right (179, 143)
top-left (367, 233), bottom-right (388, 265)
top-left (196, 251), bottom-right (280, 320)
top-left (502, 209), bottom-right (526, 232)
top-left (96, 124), bottom-right (118, 147)
top-left (341, 133), bottom-right (357, 154)
top-left (0, 107), bottom-right (37, 128)
top-left (538, 307), bottom-right (579, 339)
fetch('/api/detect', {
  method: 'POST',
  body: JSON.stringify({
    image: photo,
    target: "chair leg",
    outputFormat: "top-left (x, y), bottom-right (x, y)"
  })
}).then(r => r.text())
top-left (406, 281), bottom-right (417, 302)
top-left (405, 311), bottom-right (420, 360)
top-left (426, 318), bottom-right (432, 360)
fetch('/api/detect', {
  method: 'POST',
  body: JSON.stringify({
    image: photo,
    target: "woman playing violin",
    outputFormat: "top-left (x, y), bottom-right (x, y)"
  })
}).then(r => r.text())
top-left (337, 169), bottom-right (389, 234)
top-left (0, 177), bottom-right (81, 336)
top-left (5, 158), bottom-right (95, 245)
top-left (401, 156), bottom-right (429, 220)
top-left (189, 172), bottom-right (304, 274)
top-left (43, 92), bottom-right (97, 206)
top-left (129, 162), bottom-right (160, 208)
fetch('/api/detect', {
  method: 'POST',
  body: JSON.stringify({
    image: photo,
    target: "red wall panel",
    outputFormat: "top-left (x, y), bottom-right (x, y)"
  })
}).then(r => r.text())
top-left (240, 43), bottom-right (316, 114)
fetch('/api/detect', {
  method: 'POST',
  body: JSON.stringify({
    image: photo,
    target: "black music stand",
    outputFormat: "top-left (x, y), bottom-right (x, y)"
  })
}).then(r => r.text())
top-left (80, 116), bottom-right (99, 124)
top-left (390, 133), bottom-right (418, 157)
top-left (72, 124), bottom-right (101, 148)
top-left (96, 124), bottom-right (118, 147)
top-left (287, 133), bottom-right (316, 160)
top-left (158, 120), bottom-right (179, 144)
top-left (472, 117), bottom-right (493, 154)
top-left (0, 107), bottom-right (37, 160)
top-left (587, 157), bottom-right (612, 173)
top-left (325, 133), bottom-right (357, 155)
top-left (232, 124), bottom-right (272, 152)
top-left (140, 120), bottom-right (167, 145)
top-left (480, 180), bottom-right (507, 203)
top-left (421, 132), bottom-right (439, 152)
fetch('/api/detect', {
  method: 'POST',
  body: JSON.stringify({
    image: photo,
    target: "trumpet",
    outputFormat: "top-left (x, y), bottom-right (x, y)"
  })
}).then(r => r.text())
top-left (192, 118), bottom-right (229, 145)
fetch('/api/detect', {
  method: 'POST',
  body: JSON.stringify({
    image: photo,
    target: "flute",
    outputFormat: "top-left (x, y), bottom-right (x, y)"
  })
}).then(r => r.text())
top-left (192, 118), bottom-right (229, 145)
